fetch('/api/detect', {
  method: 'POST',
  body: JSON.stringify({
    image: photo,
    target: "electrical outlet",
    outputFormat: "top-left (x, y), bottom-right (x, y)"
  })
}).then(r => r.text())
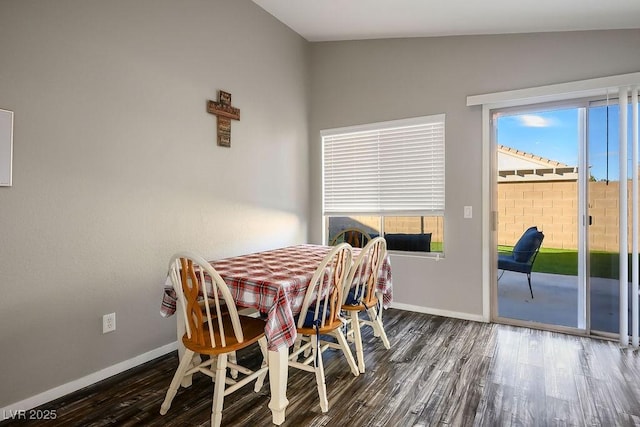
top-left (464, 205), bottom-right (473, 219)
top-left (103, 312), bottom-right (116, 334)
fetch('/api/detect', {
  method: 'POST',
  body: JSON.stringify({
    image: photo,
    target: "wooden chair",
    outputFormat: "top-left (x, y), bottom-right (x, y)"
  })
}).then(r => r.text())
top-left (288, 243), bottom-right (359, 412)
top-left (342, 237), bottom-right (391, 373)
top-left (160, 252), bottom-right (269, 427)
top-left (330, 227), bottom-right (371, 248)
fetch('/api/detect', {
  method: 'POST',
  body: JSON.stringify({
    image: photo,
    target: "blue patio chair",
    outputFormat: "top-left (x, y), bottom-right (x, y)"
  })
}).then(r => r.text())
top-left (498, 226), bottom-right (545, 298)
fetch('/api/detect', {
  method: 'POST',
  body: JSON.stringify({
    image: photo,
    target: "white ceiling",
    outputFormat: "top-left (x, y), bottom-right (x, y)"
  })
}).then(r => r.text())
top-left (252, 0), bottom-right (640, 42)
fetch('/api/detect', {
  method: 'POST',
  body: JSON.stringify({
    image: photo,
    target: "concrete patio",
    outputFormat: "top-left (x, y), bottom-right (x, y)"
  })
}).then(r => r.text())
top-left (496, 270), bottom-right (637, 333)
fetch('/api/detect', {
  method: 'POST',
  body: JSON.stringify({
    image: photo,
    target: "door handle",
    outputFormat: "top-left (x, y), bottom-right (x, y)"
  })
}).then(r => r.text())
top-left (588, 215), bottom-right (593, 226)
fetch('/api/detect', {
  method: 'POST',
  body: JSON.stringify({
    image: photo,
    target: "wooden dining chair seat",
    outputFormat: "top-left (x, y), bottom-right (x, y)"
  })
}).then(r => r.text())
top-left (341, 237), bottom-right (391, 373)
top-left (194, 300), bottom-right (258, 381)
top-left (182, 314), bottom-right (265, 355)
top-left (160, 252), bottom-right (269, 427)
top-left (288, 243), bottom-right (359, 413)
top-left (296, 323), bottom-right (343, 337)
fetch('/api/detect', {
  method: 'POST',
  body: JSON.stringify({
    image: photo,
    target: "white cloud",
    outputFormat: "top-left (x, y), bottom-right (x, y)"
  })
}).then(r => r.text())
top-left (517, 114), bottom-right (554, 127)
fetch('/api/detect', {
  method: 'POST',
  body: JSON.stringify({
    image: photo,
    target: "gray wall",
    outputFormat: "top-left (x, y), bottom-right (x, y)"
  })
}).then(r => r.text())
top-left (309, 30), bottom-right (640, 317)
top-left (0, 1), bottom-right (308, 406)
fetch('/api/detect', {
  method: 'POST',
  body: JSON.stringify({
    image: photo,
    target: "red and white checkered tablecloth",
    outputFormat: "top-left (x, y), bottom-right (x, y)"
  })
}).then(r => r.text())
top-left (160, 244), bottom-right (392, 351)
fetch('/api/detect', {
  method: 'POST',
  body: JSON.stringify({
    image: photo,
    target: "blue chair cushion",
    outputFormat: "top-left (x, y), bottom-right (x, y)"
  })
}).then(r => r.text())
top-left (344, 289), bottom-right (359, 305)
top-left (295, 303), bottom-right (327, 328)
top-left (384, 233), bottom-right (431, 252)
top-left (512, 227), bottom-right (543, 262)
top-left (497, 254), bottom-right (532, 274)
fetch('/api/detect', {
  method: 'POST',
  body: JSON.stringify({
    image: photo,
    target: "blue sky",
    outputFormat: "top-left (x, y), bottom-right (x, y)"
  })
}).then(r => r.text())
top-left (496, 105), bottom-right (634, 181)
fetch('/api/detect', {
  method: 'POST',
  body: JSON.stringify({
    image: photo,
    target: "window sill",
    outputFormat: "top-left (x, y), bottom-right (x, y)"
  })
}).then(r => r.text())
top-left (388, 250), bottom-right (444, 260)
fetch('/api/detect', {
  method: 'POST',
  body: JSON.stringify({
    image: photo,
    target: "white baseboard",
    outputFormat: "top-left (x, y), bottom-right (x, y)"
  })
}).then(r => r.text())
top-left (390, 302), bottom-right (487, 323)
top-left (1, 342), bottom-right (178, 415)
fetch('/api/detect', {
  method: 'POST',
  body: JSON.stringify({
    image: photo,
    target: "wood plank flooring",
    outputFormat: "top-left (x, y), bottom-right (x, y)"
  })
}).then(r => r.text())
top-left (2, 309), bottom-right (640, 426)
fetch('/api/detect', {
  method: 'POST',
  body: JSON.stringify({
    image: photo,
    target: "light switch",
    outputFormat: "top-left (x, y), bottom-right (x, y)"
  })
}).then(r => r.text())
top-left (464, 206), bottom-right (472, 219)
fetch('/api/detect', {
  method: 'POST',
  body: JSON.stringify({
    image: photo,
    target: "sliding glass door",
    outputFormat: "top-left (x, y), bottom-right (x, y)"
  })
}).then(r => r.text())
top-left (588, 100), bottom-right (639, 337)
top-left (493, 96), bottom-right (639, 338)
top-left (494, 105), bottom-right (584, 330)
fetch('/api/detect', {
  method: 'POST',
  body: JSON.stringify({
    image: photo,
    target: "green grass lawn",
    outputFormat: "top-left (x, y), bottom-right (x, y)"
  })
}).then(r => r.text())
top-left (498, 246), bottom-right (635, 279)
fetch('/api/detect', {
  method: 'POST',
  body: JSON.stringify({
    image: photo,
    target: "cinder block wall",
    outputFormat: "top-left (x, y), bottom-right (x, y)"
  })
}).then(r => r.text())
top-left (498, 180), bottom-right (634, 252)
top-left (338, 180), bottom-right (633, 253)
top-left (345, 216), bottom-right (444, 244)
top-left (588, 182), bottom-right (624, 252)
top-left (498, 181), bottom-right (577, 249)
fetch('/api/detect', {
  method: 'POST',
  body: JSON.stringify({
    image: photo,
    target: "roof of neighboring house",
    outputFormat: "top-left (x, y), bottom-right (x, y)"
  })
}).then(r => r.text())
top-left (498, 145), bottom-right (577, 182)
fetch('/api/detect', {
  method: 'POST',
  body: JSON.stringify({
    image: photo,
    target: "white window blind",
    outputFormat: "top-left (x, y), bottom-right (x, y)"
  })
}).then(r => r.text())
top-left (322, 114), bottom-right (445, 216)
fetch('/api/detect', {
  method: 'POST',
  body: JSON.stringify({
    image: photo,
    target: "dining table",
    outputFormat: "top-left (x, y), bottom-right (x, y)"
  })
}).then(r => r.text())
top-left (160, 243), bottom-right (393, 425)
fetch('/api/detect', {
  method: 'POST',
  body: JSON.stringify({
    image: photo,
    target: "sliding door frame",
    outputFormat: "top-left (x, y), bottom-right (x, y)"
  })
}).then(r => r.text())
top-left (468, 72), bottom-right (640, 345)
top-left (488, 100), bottom-right (589, 334)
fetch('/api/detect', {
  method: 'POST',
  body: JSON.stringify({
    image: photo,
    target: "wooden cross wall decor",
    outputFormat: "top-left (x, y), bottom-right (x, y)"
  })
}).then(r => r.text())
top-left (207, 90), bottom-right (240, 147)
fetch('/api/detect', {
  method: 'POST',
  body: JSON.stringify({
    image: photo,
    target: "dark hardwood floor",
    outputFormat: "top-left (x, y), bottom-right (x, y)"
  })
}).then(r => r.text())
top-left (3, 309), bottom-right (640, 426)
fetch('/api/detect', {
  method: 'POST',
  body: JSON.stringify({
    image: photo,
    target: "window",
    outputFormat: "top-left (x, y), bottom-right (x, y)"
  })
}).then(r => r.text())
top-left (322, 114), bottom-right (445, 254)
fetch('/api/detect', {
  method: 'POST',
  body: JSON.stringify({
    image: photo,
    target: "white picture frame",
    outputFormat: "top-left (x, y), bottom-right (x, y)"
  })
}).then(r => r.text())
top-left (0, 108), bottom-right (13, 186)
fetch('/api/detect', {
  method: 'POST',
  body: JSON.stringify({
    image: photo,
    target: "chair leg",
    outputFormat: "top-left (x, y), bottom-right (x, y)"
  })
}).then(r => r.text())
top-left (334, 325), bottom-right (360, 377)
top-left (229, 351), bottom-right (238, 379)
top-left (255, 337), bottom-right (269, 392)
top-left (311, 334), bottom-right (329, 412)
top-left (371, 294), bottom-right (384, 338)
top-left (180, 353), bottom-right (202, 388)
top-left (527, 273), bottom-right (534, 299)
top-left (367, 306), bottom-right (391, 350)
top-left (349, 311), bottom-right (365, 373)
top-left (211, 353), bottom-right (228, 427)
top-left (293, 336), bottom-right (302, 353)
top-left (303, 337), bottom-right (312, 358)
top-left (160, 349), bottom-right (195, 415)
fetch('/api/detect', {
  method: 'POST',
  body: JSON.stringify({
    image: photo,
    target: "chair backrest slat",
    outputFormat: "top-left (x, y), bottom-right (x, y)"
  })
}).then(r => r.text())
top-left (197, 267), bottom-right (220, 348)
top-left (298, 243), bottom-right (352, 329)
top-left (169, 252), bottom-right (243, 349)
top-left (344, 237), bottom-right (387, 307)
top-left (180, 258), bottom-right (206, 346)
